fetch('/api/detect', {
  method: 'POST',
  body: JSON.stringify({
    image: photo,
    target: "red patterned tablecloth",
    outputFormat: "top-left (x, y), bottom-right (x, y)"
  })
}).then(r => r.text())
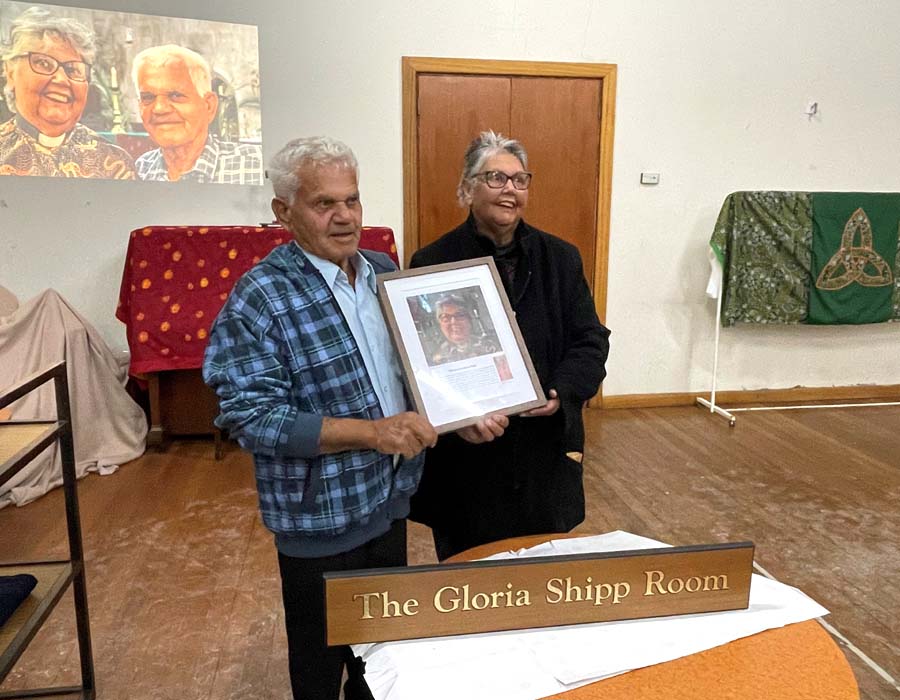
top-left (116, 225), bottom-right (398, 375)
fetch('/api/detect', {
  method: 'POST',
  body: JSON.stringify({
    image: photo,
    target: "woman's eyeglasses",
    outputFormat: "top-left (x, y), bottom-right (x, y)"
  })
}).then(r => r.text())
top-left (474, 170), bottom-right (532, 190)
top-left (13, 52), bottom-right (91, 82)
top-left (438, 312), bottom-right (470, 323)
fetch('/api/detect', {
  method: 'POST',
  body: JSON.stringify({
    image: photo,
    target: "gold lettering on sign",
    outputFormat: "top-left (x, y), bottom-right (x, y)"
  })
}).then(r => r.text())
top-left (326, 543), bottom-right (754, 645)
top-left (434, 583), bottom-right (531, 613)
top-left (545, 577), bottom-right (631, 605)
top-left (353, 592), bottom-right (419, 619)
top-left (816, 207), bottom-right (893, 290)
top-left (644, 570), bottom-right (729, 596)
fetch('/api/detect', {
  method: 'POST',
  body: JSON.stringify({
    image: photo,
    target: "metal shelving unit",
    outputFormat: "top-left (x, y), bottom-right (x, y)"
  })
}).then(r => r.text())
top-left (0, 362), bottom-right (95, 699)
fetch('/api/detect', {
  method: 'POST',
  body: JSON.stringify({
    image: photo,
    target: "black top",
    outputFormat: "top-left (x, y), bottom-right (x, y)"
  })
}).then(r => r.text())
top-left (408, 213), bottom-right (611, 557)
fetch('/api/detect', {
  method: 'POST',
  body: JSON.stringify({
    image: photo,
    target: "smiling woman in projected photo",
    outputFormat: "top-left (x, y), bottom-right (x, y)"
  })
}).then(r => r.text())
top-left (0, 7), bottom-right (135, 178)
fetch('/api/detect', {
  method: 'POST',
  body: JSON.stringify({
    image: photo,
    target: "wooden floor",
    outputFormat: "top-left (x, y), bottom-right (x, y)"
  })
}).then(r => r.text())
top-left (1, 404), bottom-right (898, 699)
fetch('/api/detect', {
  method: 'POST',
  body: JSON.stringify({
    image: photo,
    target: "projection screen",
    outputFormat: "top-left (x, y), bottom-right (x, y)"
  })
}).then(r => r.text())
top-left (0, 1), bottom-right (261, 184)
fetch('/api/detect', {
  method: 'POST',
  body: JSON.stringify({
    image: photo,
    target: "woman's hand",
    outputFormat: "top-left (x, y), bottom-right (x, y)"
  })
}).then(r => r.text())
top-left (456, 413), bottom-right (509, 443)
top-left (522, 389), bottom-right (560, 417)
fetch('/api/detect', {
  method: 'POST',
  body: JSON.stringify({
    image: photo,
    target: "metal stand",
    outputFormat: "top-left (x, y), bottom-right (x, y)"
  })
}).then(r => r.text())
top-left (696, 260), bottom-right (900, 424)
top-left (695, 264), bottom-right (736, 426)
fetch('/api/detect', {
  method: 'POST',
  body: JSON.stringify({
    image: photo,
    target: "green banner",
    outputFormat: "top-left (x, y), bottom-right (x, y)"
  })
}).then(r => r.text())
top-left (709, 191), bottom-right (812, 326)
top-left (808, 193), bottom-right (900, 324)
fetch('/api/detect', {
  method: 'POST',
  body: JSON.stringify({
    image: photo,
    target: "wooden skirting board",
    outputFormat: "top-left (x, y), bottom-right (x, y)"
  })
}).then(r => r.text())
top-left (599, 384), bottom-right (900, 410)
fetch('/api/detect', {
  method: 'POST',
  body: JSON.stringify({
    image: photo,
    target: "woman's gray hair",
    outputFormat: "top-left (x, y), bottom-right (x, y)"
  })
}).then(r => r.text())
top-left (435, 294), bottom-right (470, 314)
top-left (457, 130), bottom-right (528, 206)
top-left (131, 45), bottom-right (212, 98)
top-left (268, 136), bottom-right (359, 203)
top-left (2, 7), bottom-right (96, 111)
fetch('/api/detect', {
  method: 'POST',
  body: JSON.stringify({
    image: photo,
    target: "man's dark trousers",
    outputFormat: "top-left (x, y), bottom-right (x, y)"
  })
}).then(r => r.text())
top-left (277, 519), bottom-right (406, 700)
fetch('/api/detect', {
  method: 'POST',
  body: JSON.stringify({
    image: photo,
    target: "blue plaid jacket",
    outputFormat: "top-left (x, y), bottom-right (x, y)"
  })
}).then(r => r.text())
top-left (203, 243), bottom-right (423, 542)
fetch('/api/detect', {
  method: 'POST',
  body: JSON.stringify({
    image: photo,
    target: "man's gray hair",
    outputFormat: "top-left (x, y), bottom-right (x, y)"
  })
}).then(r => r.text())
top-left (131, 44), bottom-right (212, 97)
top-left (1, 7), bottom-right (96, 112)
top-left (457, 130), bottom-right (528, 206)
top-left (268, 136), bottom-right (359, 203)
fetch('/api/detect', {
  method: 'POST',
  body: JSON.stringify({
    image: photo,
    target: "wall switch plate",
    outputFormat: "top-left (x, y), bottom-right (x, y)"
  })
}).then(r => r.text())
top-left (640, 172), bottom-right (660, 185)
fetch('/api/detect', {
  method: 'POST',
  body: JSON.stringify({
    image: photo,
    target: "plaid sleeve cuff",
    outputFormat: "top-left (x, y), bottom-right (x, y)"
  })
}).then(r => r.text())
top-left (282, 412), bottom-right (324, 458)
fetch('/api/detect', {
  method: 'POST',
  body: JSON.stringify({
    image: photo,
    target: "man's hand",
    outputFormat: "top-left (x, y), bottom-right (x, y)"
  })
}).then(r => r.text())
top-left (456, 413), bottom-right (509, 444)
top-left (522, 389), bottom-right (560, 417)
top-left (319, 413), bottom-right (436, 457)
top-left (372, 412), bottom-right (438, 458)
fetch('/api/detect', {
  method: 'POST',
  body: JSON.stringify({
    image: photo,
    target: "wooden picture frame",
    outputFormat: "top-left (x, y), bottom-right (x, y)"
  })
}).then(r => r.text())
top-left (377, 257), bottom-right (545, 433)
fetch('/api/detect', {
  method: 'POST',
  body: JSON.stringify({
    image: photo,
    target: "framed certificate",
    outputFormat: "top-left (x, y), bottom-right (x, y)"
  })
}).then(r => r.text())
top-left (377, 257), bottom-right (546, 433)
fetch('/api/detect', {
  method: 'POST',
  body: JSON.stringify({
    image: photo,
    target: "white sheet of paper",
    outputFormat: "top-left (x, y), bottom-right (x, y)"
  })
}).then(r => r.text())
top-left (354, 531), bottom-right (829, 700)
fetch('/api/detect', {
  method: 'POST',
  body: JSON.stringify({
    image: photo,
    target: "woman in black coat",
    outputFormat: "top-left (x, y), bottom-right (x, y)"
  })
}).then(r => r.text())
top-left (409, 130), bottom-right (611, 560)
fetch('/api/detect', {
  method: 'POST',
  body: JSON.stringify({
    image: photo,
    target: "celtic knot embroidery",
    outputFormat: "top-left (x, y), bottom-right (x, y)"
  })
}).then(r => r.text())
top-left (815, 208), bottom-right (893, 290)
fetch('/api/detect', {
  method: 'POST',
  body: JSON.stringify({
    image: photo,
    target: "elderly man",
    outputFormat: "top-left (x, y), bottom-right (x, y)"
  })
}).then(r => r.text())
top-left (203, 136), bottom-right (506, 700)
top-left (131, 44), bottom-right (262, 183)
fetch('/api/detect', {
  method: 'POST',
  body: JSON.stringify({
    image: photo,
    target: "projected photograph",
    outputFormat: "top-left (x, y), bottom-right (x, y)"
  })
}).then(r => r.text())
top-left (0, 1), bottom-right (261, 183)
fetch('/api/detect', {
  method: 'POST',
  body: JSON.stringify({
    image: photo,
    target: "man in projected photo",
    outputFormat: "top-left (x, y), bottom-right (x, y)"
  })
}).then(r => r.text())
top-left (132, 44), bottom-right (263, 184)
top-left (0, 7), bottom-right (135, 178)
top-left (431, 293), bottom-right (499, 364)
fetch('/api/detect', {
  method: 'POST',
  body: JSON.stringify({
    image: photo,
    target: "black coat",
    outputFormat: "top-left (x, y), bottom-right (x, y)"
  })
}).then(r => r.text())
top-left (408, 214), bottom-right (611, 554)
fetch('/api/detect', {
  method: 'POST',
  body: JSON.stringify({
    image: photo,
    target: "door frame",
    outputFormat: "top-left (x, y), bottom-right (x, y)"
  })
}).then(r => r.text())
top-left (401, 56), bottom-right (617, 334)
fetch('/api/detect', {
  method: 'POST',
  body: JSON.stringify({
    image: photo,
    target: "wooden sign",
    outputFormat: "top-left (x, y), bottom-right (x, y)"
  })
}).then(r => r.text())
top-left (324, 542), bottom-right (754, 645)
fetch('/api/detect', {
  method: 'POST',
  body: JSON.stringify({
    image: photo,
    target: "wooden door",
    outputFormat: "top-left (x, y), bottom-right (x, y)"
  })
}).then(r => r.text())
top-left (510, 77), bottom-right (601, 280)
top-left (403, 59), bottom-right (616, 406)
top-left (416, 75), bottom-right (511, 245)
top-left (415, 74), bottom-right (600, 282)
top-left (404, 58), bottom-right (615, 310)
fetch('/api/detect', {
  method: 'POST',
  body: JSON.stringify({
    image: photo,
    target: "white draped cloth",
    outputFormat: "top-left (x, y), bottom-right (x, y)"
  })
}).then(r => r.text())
top-left (354, 532), bottom-right (829, 700)
top-left (0, 289), bottom-right (147, 507)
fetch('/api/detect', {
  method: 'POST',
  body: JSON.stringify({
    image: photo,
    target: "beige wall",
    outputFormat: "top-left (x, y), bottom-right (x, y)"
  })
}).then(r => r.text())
top-left (2, 0), bottom-right (899, 396)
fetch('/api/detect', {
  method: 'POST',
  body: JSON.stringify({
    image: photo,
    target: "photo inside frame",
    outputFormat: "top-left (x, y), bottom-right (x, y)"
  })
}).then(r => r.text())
top-left (378, 258), bottom-right (545, 432)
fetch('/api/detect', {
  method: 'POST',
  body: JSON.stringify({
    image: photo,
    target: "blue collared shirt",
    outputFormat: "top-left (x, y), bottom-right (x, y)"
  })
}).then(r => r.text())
top-left (303, 248), bottom-right (406, 420)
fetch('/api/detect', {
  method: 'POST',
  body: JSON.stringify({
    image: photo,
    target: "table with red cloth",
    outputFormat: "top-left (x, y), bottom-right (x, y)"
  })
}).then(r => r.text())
top-left (116, 224), bottom-right (399, 450)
